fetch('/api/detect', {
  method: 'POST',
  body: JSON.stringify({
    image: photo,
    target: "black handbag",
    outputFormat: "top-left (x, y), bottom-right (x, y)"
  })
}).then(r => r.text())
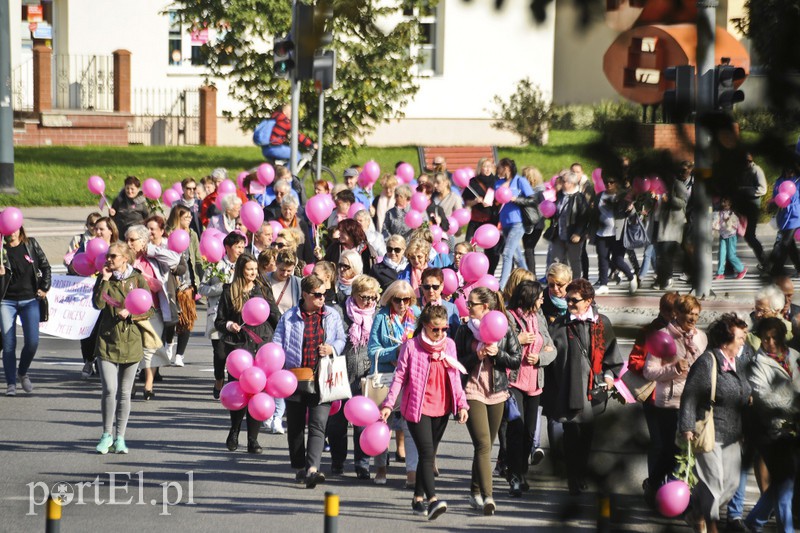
top-left (38, 297), bottom-right (49, 322)
top-left (622, 214), bottom-right (649, 249)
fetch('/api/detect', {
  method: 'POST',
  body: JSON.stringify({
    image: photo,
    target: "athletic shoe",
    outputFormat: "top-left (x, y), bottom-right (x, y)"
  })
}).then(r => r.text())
top-left (6, 384), bottom-right (16, 396)
top-left (373, 476), bottom-right (387, 485)
top-left (468, 493), bottom-right (484, 510)
top-left (531, 447), bottom-right (545, 465)
top-left (483, 497), bottom-right (496, 516)
top-left (509, 475), bottom-right (522, 497)
top-left (595, 285), bottom-right (609, 295)
top-left (18, 375), bottom-right (32, 393)
top-left (736, 268), bottom-right (747, 280)
top-left (272, 418), bottom-right (285, 434)
top-left (213, 386), bottom-right (221, 400)
top-left (678, 273), bottom-right (690, 283)
top-left (427, 500), bottom-right (447, 521)
top-left (81, 360), bottom-right (95, 379)
top-left (96, 433), bottom-right (114, 454)
top-left (305, 471), bottom-right (325, 489)
top-left (629, 276), bottom-right (638, 295)
top-left (411, 499), bottom-right (427, 516)
top-left (714, 274), bottom-right (725, 280)
top-left (112, 437), bottom-right (128, 454)
top-left (173, 354), bottom-right (185, 367)
top-left (262, 418), bottom-right (274, 433)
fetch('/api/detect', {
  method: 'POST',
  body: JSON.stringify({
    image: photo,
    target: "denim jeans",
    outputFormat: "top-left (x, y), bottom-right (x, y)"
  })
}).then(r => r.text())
top-left (261, 144), bottom-right (301, 163)
top-left (1, 298), bottom-right (40, 385)
top-left (746, 438), bottom-right (797, 532)
top-left (500, 223), bottom-right (528, 289)
top-left (639, 244), bottom-right (656, 279)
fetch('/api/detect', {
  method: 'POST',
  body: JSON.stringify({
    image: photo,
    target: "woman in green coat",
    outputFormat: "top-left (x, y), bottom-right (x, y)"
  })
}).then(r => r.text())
top-left (92, 241), bottom-right (153, 455)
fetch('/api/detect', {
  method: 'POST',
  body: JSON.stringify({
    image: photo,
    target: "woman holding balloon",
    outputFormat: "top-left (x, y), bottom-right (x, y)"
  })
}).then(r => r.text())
top-left (200, 231), bottom-right (247, 399)
top-left (273, 274), bottom-right (346, 488)
top-left (455, 287), bottom-right (521, 515)
top-left (494, 158), bottom-right (535, 290)
top-left (0, 218), bottom-right (51, 396)
top-left (207, 194), bottom-right (243, 235)
top-left (380, 304), bottom-right (469, 520)
top-left (91, 241), bottom-right (151, 453)
top-left (215, 253), bottom-right (280, 454)
top-left (462, 158), bottom-right (501, 275)
top-left (166, 205), bottom-right (202, 368)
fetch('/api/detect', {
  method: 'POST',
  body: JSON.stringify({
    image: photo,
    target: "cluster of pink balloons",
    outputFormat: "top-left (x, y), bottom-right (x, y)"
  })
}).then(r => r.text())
top-left (344, 396), bottom-right (390, 456)
top-left (0, 207), bottom-right (24, 236)
top-left (775, 180), bottom-right (797, 209)
top-left (646, 330), bottom-right (677, 358)
top-left (220, 343), bottom-right (297, 421)
top-left (71, 237), bottom-right (111, 276)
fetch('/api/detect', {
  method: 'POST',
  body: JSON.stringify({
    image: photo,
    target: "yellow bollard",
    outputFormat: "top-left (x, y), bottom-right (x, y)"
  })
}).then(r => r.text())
top-left (324, 491), bottom-right (339, 533)
top-left (45, 495), bottom-right (62, 533)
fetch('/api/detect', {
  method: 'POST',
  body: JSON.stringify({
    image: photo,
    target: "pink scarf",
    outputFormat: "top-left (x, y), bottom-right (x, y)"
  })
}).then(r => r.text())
top-left (418, 332), bottom-right (467, 374)
top-left (668, 321), bottom-right (700, 359)
top-left (510, 309), bottom-right (544, 363)
top-left (346, 296), bottom-right (376, 348)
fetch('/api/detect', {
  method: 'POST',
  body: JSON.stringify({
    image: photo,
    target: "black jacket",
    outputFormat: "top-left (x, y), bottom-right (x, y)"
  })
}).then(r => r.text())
top-left (370, 261), bottom-right (403, 292)
top-left (0, 237), bottom-right (52, 300)
top-left (214, 283), bottom-right (280, 350)
top-left (549, 191), bottom-right (590, 239)
top-left (455, 314), bottom-right (521, 394)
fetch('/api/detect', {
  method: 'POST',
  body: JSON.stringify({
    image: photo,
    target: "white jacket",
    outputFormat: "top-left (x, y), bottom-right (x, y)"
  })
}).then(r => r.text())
top-left (643, 325), bottom-right (708, 409)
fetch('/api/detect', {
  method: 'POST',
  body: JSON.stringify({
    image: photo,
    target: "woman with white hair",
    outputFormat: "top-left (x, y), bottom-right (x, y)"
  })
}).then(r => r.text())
top-left (748, 284), bottom-right (793, 352)
top-left (370, 235), bottom-right (408, 291)
top-left (207, 194), bottom-right (243, 234)
top-left (336, 249), bottom-right (363, 298)
top-left (546, 170), bottom-right (590, 277)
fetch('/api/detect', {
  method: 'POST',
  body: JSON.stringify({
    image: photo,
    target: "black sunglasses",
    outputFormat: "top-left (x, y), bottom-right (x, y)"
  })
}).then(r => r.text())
top-left (359, 295), bottom-right (378, 302)
top-left (392, 297), bottom-right (412, 304)
top-left (421, 284), bottom-right (441, 291)
top-left (387, 247), bottom-right (404, 254)
top-left (338, 263), bottom-right (351, 271)
top-left (272, 242), bottom-right (286, 249)
top-left (106, 254), bottom-right (119, 260)
top-left (185, 186), bottom-right (197, 191)
top-left (428, 326), bottom-right (448, 333)
top-left (566, 297), bottom-right (585, 305)
top-left (307, 291), bottom-right (326, 299)
top-left (466, 301), bottom-right (483, 308)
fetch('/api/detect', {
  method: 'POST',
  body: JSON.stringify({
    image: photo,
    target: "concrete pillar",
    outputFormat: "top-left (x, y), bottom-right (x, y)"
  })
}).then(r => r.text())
top-left (113, 49), bottom-right (131, 113)
top-left (199, 85), bottom-right (217, 146)
top-left (33, 45), bottom-right (51, 113)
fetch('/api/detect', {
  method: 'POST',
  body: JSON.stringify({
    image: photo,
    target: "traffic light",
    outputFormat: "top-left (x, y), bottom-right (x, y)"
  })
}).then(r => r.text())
top-left (662, 65), bottom-right (695, 123)
top-left (714, 65), bottom-right (746, 111)
top-left (273, 35), bottom-right (294, 79)
top-left (313, 0), bottom-right (333, 49)
top-left (313, 50), bottom-right (336, 91)
top-left (294, 3), bottom-right (316, 81)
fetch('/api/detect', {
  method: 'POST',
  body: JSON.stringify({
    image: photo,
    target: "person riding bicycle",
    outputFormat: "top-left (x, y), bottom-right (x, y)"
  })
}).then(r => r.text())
top-left (256, 104), bottom-right (317, 163)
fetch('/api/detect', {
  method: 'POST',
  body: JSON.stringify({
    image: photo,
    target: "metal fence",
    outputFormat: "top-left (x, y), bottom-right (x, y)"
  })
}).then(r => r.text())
top-left (128, 87), bottom-right (200, 146)
top-left (53, 54), bottom-right (115, 111)
top-left (10, 58), bottom-right (34, 112)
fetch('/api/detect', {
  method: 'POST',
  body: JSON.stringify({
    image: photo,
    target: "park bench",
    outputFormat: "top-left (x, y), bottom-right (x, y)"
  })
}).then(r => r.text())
top-left (417, 145), bottom-right (499, 174)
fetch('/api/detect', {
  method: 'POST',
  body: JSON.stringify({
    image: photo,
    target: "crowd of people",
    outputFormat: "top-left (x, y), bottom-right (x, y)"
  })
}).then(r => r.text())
top-left (2, 153), bottom-right (799, 529)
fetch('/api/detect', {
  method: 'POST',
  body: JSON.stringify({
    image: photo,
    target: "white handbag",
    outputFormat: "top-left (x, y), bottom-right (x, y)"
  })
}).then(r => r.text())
top-left (317, 355), bottom-right (352, 403)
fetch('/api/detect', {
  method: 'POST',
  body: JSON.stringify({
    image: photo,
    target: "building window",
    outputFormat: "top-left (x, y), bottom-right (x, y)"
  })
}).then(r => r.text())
top-left (403, 0), bottom-right (442, 77)
top-left (167, 11), bottom-right (229, 68)
top-left (168, 11), bottom-right (182, 65)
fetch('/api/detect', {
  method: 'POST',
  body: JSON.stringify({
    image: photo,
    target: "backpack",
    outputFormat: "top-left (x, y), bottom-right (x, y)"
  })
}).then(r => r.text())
top-left (252, 119), bottom-right (276, 146)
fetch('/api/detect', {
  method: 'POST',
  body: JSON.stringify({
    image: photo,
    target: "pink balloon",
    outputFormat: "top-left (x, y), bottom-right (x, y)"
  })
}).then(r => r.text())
top-left (204, 228), bottom-right (225, 241)
top-left (241, 200), bottom-right (265, 233)
top-left (93, 253), bottom-right (107, 273)
top-left (476, 274), bottom-right (500, 291)
top-left (85, 237), bottom-right (109, 261)
top-left (162, 188), bottom-right (181, 207)
top-left (363, 160), bottom-right (381, 182)
top-left (472, 224), bottom-right (501, 249)
top-left (239, 366), bottom-right (268, 395)
top-left (215, 192), bottom-right (231, 211)
top-left (359, 421), bottom-right (391, 456)
top-left (656, 480), bottom-right (691, 517)
top-left (172, 182), bottom-right (183, 194)
top-left (433, 241), bottom-right (449, 255)
top-left (217, 179), bottom-right (237, 196)
top-left (452, 208), bottom-right (471, 227)
top-left (465, 168), bottom-right (476, 179)
top-left (237, 171), bottom-right (249, 191)
top-left (453, 168), bottom-right (470, 189)
top-left (219, 381), bottom-right (249, 410)
top-left (87, 175), bottom-right (105, 195)
top-left (255, 342), bottom-right (286, 376)
top-left (480, 310), bottom-right (508, 343)
top-left (302, 263), bottom-right (315, 276)
top-left (539, 200), bottom-right (557, 218)
top-left (344, 395), bottom-right (380, 426)
top-left (446, 216), bottom-right (460, 236)
top-left (269, 220), bottom-right (283, 242)
top-left (72, 252), bottom-right (96, 276)
top-left (646, 330), bottom-right (677, 358)
top-left (442, 269), bottom-right (459, 296)
top-left (167, 229), bottom-right (190, 253)
top-left (200, 235), bottom-right (225, 262)
top-left (396, 163), bottom-right (415, 183)
top-left (348, 202), bottom-right (366, 219)
top-left (592, 168), bottom-right (606, 193)
top-left (405, 210), bottom-right (424, 229)
top-left (543, 189), bottom-right (557, 202)
top-left (779, 180), bottom-right (797, 197)
top-left (495, 186), bottom-right (513, 204)
top-left (651, 177), bottom-right (666, 195)
top-left (410, 192), bottom-right (430, 212)
top-left (357, 172), bottom-right (371, 189)
top-left (306, 194), bottom-right (334, 226)
top-left (142, 178), bottom-right (162, 200)
top-left (455, 294), bottom-right (469, 318)
top-left (226, 349), bottom-right (254, 379)
top-left (460, 252), bottom-right (489, 283)
top-left (430, 225), bottom-right (443, 242)
top-left (323, 194), bottom-right (336, 211)
top-left (242, 297), bottom-right (270, 326)
top-left (265, 369), bottom-right (298, 399)
top-left (248, 392), bottom-right (276, 421)
top-left (329, 400), bottom-right (342, 416)
top-left (257, 163), bottom-right (275, 186)
top-left (0, 207), bottom-right (24, 235)
top-left (124, 288), bottom-right (153, 315)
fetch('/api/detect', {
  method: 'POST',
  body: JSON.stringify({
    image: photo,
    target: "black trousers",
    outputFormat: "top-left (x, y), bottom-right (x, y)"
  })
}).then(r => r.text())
top-left (407, 414), bottom-right (449, 500)
top-left (656, 241), bottom-right (680, 285)
top-left (740, 200), bottom-right (765, 263)
top-left (212, 339), bottom-right (226, 381)
top-left (506, 388), bottom-right (541, 478)
top-left (523, 227), bottom-right (543, 278)
top-left (648, 406), bottom-right (679, 486)
top-left (563, 421), bottom-right (594, 488)
top-left (770, 229), bottom-right (800, 275)
top-left (286, 392), bottom-right (330, 471)
top-left (326, 383), bottom-right (368, 471)
top-left (224, 345), bottom-right (260, 442)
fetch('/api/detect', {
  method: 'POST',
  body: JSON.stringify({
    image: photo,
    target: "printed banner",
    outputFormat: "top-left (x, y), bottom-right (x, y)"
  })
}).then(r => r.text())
top-left (39, 275), bottom-right (100, 340)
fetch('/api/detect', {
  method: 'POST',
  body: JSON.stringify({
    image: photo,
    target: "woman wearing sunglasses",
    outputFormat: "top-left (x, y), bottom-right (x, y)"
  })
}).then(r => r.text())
top-left (416, 267), bottom-right (460, 337)
top-left (272, 274), bottom-right (346, 489)
top-left (455, 287), bottom-right (521, 515)
top-left (327, 274), bottom-right (381, 480)
top-left (370, 235), bottom-right (408, 291)
top-left (367, 280), bottom-right (420, 486)
top-left (335, 249), bottom-right (363, 299)
top-left (380, 304), bottom-right (469, 521)
top-left (544, 278), bottom-right (622, 495)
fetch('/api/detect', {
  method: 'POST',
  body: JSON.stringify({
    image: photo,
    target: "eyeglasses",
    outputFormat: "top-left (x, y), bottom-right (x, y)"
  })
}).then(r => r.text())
top-left (338, 263), bottom-right (351, 271)
top-left (566, 297), bottom-right (585, 305)
top-left (359, 295), bottom-right (378, 302)
top-left (421, 284), bottom-right (441, 291)
top-left (185, 186), bottom-right (196, 191)
top-left (387, 247), bottom-right (404, 254)
top-left (428, 326), bottom-right (448, 333)
top-left (307, 291), bottom-right (326, 299)
top-left (392, 297), bottom-right (412, 305)
top-left (466, 301), bottom-right (483, 308)
top-left (272, 242), bottom-right (286, 249)
top-left (106, 254), bottom-right (119, 260)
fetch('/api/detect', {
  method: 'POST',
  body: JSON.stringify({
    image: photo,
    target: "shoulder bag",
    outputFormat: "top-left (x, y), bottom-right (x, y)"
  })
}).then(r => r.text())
top-left (622, 214), bottom-right (649, 249)
top-left (360, 349), bottom-right (395, 406)
top-left (690, 356), bottom-right (717, 453)
top-left (317, 355), bottom-right (352, 403)
top-left (620, 368), bottom-right (656, 402)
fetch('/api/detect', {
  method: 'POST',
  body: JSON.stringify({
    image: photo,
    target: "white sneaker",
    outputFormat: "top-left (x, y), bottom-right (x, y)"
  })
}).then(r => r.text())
top-left (262, 418), bottom-right (274, 432)
top-left (629, 276), bottom-right (638, 295)
top-left (19, 375), bottom-right (32, 393)
top-left (272, 418), bottom-right (285, 434)
top-left (6, 384), bottom-right (16, 396)
top-left (595, 285), bottom-right (610, 295)
top-left (173, 354), bottom-right (184, 367)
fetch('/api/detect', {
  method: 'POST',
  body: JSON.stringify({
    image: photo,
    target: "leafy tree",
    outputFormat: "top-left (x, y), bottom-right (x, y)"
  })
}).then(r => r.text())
top-left (169, 0), bottom-right (430, 164)
top-left (490, 78), bottom-right (553, 145)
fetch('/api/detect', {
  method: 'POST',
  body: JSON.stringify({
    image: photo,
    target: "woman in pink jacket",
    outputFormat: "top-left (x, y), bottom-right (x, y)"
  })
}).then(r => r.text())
top-left (380, 304), bottom-right (469, 521)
